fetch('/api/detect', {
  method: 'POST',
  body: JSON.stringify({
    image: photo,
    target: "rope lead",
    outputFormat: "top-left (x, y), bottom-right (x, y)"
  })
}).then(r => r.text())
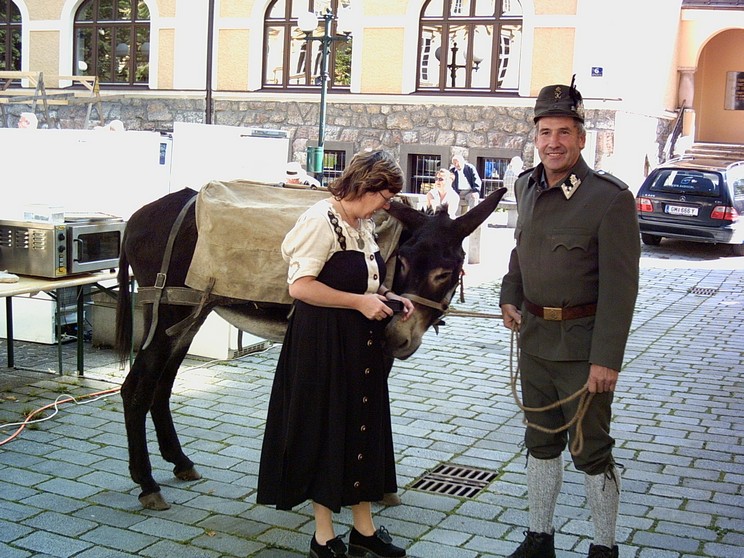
top-left (508, 327), bottom-right (594, 456)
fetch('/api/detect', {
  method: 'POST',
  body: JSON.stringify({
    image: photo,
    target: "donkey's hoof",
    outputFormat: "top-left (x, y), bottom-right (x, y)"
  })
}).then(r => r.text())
top-left (175, 466), bottom-right (202, 481)
top-left (139, 492), bottom-right (171, 510)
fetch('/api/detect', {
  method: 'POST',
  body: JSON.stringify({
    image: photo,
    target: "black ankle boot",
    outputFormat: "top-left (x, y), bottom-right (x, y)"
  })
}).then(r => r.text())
top-left (587, 543), bottom-right (619, 558)
top-left (348, 526), bottom-right (405, 558)
top-left (507, 530), bottom-right (556, 558)
top-left (309, 534), bottom-right (348, 558)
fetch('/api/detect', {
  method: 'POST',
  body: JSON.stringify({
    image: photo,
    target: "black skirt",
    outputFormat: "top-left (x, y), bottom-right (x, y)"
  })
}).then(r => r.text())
top-left (257, 250), bottom-right (397, 512)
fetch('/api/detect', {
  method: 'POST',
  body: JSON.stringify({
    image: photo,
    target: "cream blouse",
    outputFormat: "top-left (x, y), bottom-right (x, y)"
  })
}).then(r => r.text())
top-left (282, 199), bottom-right (383, 294)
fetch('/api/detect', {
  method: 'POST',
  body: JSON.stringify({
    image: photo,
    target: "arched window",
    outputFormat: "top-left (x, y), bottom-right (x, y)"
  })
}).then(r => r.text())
top-left (0, 0), bottom-right (22, 72)
top-left (418, 0), bottom-right (522, 93)
top-left (73, 0), bottom-right (150, 86)
top-left (264, 0), bottom-right (352, 90)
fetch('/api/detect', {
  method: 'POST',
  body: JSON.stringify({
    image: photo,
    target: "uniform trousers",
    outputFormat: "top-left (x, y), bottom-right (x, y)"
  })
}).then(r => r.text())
top-left (520, 352), bottom-right (615, 475)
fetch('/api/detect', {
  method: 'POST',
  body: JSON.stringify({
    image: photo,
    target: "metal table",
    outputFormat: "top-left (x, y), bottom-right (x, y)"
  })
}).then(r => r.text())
top-left (1, 270), bottom-right (123, 375)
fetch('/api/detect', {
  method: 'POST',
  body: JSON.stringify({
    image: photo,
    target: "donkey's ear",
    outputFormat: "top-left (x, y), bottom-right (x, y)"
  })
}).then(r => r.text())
top-left (453, 187), bottom-right (508, 239)
top-left (385, 200), bottom-right (429, 231)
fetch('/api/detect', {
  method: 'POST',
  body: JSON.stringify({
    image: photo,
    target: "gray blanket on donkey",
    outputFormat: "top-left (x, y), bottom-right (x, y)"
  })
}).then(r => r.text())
top-left (185, 179), bottom-right (403, 305)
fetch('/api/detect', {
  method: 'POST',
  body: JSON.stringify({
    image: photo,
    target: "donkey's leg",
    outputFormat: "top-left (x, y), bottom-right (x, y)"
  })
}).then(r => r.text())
top-left (150, 341), bottom-right (200, 481)
top-left (121, 347), bottom-right (168, 508)
top-left (148, 312), bottom-right (214, 485)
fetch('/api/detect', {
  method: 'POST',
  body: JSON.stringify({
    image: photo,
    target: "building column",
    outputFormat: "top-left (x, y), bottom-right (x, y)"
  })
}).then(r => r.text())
top-left (678, 68), bottom-right (696, 139)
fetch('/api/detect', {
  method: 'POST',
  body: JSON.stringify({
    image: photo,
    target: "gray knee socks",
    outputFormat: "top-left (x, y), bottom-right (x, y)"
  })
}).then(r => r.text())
top-left (584, 466), bottom-right (621, 548)
top-left (527, 455), bottom-right (563, 534)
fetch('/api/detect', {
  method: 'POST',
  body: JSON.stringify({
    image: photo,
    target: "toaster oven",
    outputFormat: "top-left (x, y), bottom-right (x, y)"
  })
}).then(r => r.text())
top-left (0, 216), bottom-right (127, 278)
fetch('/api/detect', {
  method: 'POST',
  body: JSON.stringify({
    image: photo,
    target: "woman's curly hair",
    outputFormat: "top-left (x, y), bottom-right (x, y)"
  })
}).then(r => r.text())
top-left (328, 149), bottom-right (404, 200)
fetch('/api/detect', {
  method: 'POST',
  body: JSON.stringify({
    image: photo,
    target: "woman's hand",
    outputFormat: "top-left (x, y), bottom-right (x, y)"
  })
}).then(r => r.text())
top-left (385, 292), bottom-right (414, 322)
top-left (289, 277), bottom-right (415, 322)
top-left (359, 292), bottom-right (414, 322)
top-left (359, 294), bottom-right (393, 321)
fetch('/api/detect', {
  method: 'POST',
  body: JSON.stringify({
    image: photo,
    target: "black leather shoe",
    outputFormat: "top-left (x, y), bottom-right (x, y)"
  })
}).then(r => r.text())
top-left (378, 492), bottom-right (402, 506)
top-left (507, 530), bottom-right (556, 558)
top-left (587, 543), bottom-right (619, 558)
top-left (348, 526), bottom-right (406, 558)
top-left (309, 534), bottom-right (349, 558)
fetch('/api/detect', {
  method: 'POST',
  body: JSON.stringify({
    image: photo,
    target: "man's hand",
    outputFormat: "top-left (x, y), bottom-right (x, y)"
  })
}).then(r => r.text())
top-left (587, 364), bottom-right (619, 393)
top-left (501, 303), bottom-right (521, 331)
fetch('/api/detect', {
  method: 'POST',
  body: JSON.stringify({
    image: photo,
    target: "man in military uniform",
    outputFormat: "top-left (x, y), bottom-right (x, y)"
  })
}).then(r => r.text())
top-left (499, 81), bottom-right (640, 558)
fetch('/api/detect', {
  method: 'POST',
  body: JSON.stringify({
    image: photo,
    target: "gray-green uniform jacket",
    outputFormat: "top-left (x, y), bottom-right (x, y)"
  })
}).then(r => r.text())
top-left (499, 156), bottom-right (640, 372)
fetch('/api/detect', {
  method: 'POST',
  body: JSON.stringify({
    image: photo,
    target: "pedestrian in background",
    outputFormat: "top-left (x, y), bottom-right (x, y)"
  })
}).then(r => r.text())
top-left (257, 150), bottom-right (412, 558)
top-left (17, 112), bottom-right (38, 129)
top-left (450, 153), bottom-right (482, 215)
top-left (499, 81), bottom-right (640, 558)
top-left (425, 167), bottom-right (459, 218)
top-left (284, 160), bottom-right (321, 188)
top-left (502, 155), bottom-right (524, 201)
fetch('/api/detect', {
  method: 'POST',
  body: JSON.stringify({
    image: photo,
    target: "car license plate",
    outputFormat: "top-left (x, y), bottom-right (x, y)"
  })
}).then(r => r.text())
top-left (665, 205), bottom-right (699, 216)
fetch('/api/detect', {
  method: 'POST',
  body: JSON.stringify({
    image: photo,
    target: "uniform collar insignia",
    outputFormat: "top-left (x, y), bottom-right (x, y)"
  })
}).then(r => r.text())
top-left (561, 173), bottom-right (582, 200)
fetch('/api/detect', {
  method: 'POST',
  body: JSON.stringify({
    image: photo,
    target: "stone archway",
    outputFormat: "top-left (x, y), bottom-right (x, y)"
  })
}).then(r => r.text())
top-left (694, 29), bottom-right (744, 144)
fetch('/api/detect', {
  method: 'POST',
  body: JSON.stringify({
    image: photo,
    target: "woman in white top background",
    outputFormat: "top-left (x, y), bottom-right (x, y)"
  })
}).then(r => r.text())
top-left (426, 167), bottom-right (459, 219)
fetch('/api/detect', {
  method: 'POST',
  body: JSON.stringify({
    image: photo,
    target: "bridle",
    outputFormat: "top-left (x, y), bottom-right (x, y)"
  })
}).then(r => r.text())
top-left (401, 280), bottom-right (459, 333)
top-left (396, 258), bottom-right (465, 331)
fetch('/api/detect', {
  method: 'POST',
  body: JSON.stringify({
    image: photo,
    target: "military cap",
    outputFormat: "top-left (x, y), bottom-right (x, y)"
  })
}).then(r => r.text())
top-left (533, 77), bottom-right (585, 123)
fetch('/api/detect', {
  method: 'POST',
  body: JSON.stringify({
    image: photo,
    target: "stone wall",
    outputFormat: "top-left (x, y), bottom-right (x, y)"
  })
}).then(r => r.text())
top-left (5, 94), bottom-right (671, 175)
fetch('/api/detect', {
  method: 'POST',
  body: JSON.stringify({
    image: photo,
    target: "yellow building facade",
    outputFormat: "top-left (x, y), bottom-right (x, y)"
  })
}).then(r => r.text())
top-left (4, 0), bottom-right (744, 190)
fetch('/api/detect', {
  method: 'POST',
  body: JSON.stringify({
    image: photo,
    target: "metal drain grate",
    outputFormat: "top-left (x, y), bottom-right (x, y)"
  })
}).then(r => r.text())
top-left (688, 286), bottom-right (718, 296)
top-left (229, 340), bottom-right (273, 359)
top-left (410, 463), bottom-right (496, 498)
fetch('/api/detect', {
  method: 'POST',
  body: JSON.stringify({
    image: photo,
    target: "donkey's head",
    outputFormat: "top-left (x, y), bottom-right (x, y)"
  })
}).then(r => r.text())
top-left (383, 187), bottom-right (506, 359)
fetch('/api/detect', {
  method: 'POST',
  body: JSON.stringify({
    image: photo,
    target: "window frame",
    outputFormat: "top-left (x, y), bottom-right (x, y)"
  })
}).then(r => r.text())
top-left (400, 144), bottom-right (451, 195)
top-left (417, 0), bottom-right (523, 94)
top-left (470, 147), bottom-right (521, 198)
top-left (307, 140), bottom-right (354, 187)
top-left (0, 0), bottom-right (22, 73)
top-left (263, 0), bottom-right (352, 92)
top-left (72, 0), bottom-right (150, 87)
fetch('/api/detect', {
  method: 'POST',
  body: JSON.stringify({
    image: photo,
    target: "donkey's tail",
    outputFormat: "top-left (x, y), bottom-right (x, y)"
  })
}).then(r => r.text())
top-left (115, 231), bottom-right (133, 366)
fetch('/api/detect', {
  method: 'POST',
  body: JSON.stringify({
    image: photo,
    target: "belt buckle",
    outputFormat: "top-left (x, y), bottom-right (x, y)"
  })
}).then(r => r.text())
top-left (543, 306), bottom-right (563, 321)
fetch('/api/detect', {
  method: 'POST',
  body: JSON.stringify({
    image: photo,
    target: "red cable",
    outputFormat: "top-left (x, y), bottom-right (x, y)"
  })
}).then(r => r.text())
top-left (0, 386), bottom-right (121, 447)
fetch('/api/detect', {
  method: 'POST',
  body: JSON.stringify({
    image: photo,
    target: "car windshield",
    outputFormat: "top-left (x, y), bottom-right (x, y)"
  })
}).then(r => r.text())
top-left (649, 169), bottom-right (721, 197)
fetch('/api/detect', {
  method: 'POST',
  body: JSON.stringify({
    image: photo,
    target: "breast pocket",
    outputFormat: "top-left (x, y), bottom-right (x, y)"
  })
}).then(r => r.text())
top-left (550, 232), bottom-right (592, 253)
top-left (547, 232), bottom-right (595, 283)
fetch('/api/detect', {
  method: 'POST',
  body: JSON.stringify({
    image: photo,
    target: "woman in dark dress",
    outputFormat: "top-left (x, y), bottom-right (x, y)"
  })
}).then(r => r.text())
top-left (257, 150), bottom-right (413, 558)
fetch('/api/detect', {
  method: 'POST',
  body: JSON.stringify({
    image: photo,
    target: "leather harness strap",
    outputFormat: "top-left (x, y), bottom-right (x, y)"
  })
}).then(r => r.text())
top-left (137, 286), bottom-right (203, 306)
top-left (141, 195), bottom-right (197, 350)
top-left (523, 299), bottom-right (596, 321)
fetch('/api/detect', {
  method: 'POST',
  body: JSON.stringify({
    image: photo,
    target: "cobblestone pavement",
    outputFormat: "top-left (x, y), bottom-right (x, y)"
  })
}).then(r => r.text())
top-left (1, 226), bottom-right (742, 558)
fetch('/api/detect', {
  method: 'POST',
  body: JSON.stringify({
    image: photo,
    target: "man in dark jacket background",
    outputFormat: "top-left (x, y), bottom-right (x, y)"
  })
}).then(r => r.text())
top-left (499, 81), bottom-right (640, 558)
top-left (450, 154), bottom-right (482, 215)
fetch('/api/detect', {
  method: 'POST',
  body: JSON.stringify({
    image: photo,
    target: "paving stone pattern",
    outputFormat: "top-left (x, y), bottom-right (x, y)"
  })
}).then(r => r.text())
top-left (0, 229), bottom-right (742, 557)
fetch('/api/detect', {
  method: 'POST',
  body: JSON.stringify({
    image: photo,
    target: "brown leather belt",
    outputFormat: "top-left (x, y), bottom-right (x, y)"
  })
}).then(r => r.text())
top-left (524, 299), bottom-right (597, 321)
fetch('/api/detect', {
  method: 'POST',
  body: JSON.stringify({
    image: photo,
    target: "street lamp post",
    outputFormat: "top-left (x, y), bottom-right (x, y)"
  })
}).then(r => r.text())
top-left (298, 8), bottom-right (352, 182)
top-left (437, 42), bottom-right (483, 88)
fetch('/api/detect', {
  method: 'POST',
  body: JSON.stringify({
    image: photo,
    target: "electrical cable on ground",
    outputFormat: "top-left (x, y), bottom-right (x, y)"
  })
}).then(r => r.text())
top-left (0, 340), bottom-right (277, 448)
top-left (0, 386), bottom-right (121, 447)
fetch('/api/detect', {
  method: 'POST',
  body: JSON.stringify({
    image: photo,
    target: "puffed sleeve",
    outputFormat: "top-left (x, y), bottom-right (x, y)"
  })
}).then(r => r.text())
top-left (281, 207), bottom-right (335, 284)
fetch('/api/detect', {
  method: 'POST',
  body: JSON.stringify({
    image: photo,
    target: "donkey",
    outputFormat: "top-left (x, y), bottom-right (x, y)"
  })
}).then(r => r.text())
top-left (115, 185), bottom-right (506, 509)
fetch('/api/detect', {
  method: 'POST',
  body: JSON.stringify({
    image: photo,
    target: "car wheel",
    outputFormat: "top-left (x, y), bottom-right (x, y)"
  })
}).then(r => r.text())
top-left (641, 233), bottom-right (662, 246)
top-left (731, 243), bottom-right (744, 257)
